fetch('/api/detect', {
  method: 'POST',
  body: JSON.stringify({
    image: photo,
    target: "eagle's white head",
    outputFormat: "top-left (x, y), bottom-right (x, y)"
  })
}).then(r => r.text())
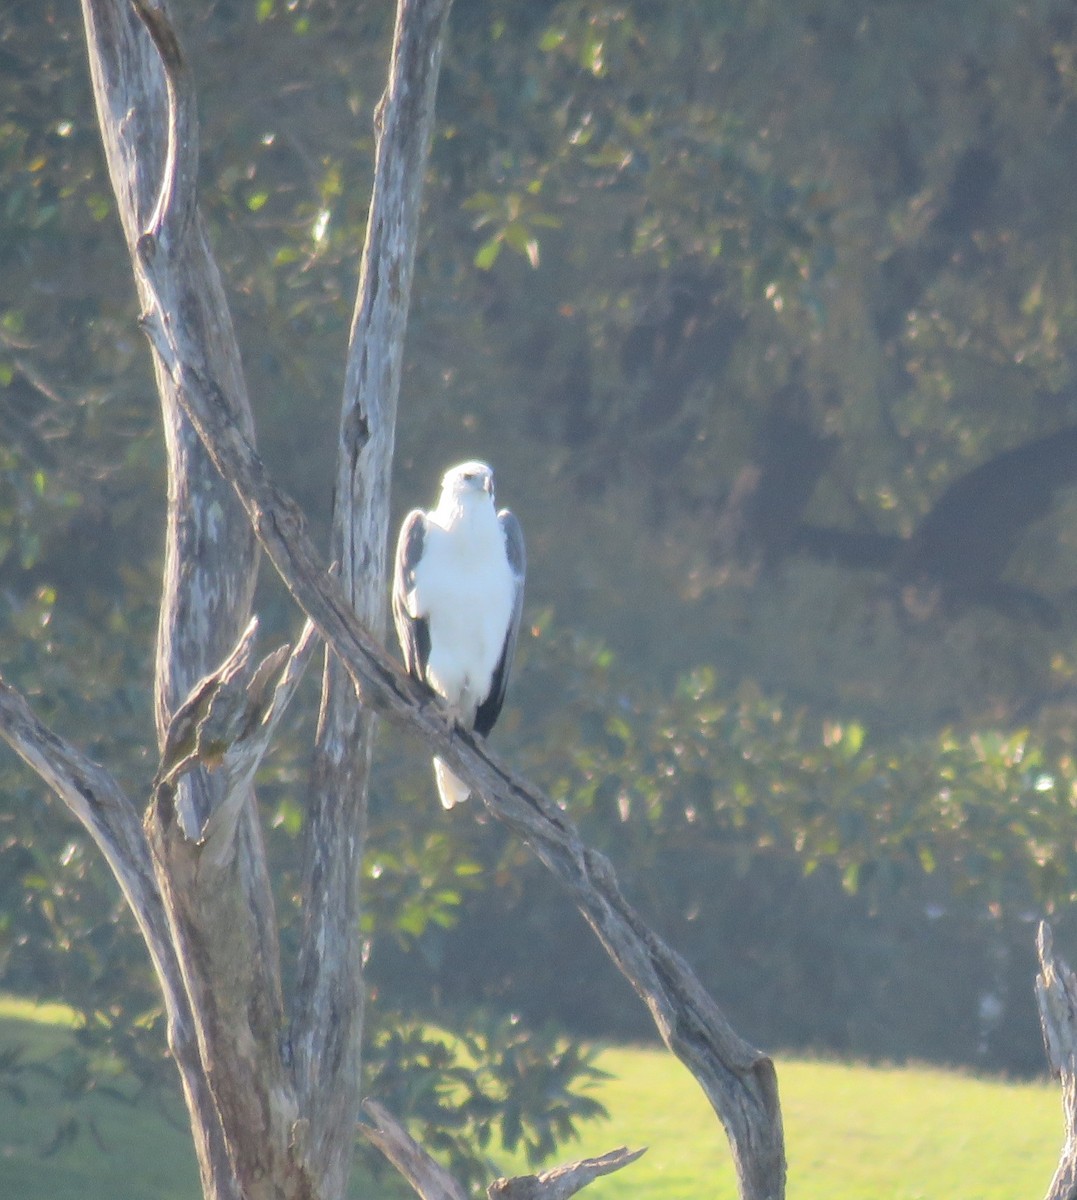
top-left (438, 460), bottom-right (495, 509)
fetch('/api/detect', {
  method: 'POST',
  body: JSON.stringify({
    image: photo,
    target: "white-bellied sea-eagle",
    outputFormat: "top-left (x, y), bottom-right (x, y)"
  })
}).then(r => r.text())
top-left (392, 461), bottom-right (526, 807)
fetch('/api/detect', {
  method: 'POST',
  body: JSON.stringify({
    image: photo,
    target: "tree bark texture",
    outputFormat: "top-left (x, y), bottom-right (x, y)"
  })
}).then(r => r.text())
top-left (80, 1), bottom-right (291, 1196)
top-left (292, 3), bottom-right (453, 1197)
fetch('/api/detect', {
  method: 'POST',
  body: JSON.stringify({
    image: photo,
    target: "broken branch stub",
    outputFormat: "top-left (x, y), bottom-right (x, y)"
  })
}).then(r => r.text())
top-left (486, 1146), bottom-right (647, 1200)
top-left (360, 1099), bottom-right (645, 1200)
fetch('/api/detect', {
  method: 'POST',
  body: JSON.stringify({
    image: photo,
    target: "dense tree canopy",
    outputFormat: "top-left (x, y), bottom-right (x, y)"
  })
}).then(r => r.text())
top-left (6, 0), bottom-right (1077, 1175)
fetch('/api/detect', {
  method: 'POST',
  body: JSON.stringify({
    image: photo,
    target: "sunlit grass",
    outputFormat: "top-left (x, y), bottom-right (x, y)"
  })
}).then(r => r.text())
top-left (500, 1047), bottom-right (1062, 1200)
top-left (0, 995), bottom-right (199, 1200)
top-left (0, 995), bottom-right (80, 1028)
top-left (0, 995), bottom-right (1064, 1200)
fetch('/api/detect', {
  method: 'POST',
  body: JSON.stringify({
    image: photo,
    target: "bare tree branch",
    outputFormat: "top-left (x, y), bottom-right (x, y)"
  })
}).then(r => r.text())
top-left (360, 1100), bottom-right (471, 1200)
top-left (1036, 922), bottom-right (1077, 1200)
top-left (0, 677), bottom-right (166, 982)
top-left (486, 1147), bottom-right (648, 1200)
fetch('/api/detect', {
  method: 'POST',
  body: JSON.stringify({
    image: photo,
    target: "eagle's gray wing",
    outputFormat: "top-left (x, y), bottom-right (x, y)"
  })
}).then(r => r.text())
top-left (474, 509), bottom-right (526, 736)
top-left (392, 509), bottom-right (431, 684)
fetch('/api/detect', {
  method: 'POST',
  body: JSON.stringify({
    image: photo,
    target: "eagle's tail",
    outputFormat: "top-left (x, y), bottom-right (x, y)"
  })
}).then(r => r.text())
top-left (433, 757), bottom-right (470, 808)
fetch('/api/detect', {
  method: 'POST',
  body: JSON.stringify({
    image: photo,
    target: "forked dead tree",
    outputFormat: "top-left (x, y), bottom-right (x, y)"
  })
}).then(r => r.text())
top-left (0, 3), bottom-right (1073, 1200)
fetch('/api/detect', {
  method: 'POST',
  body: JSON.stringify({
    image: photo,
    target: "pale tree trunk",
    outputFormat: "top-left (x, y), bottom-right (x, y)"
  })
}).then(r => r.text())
top-left (291, 3), bottom-right (452, 1196)
top-left (5, 4), bottom-right (1076, 1200)
top-left (80, 1), bottom-right (277, 1196)
top-left (42, 0), bottom-right (448, 1197)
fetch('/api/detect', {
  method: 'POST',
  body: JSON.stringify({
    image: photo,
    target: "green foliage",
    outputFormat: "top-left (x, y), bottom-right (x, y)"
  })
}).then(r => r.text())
top-left (363, 825), bottom-right (485, 943)
top-left (464, 183), bottom-right (560, 270)
top-left (490, 608), bottom-right (1077, 923)
top-left (363, 1017), bottom-right (607, 1191)
top-left (405, 623), bottom-right (1065, 1071)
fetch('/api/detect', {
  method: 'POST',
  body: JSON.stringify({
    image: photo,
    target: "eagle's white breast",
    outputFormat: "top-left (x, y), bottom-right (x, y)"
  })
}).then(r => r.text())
top-left (410, 498), bottom-right (515, 720)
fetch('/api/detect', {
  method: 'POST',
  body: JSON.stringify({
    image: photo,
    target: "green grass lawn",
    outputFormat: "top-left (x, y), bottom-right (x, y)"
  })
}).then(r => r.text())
top-left (555, 1049), bottom-right (1061, 1200)
top-left (0, 996), bottom-right (200, 1200)
top-left (0, 994), bottom-right (1063, 1199)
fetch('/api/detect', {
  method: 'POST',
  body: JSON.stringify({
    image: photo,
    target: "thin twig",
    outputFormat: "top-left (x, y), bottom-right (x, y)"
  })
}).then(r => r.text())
top-left (360, 1101), bottom-right (470, 1200)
